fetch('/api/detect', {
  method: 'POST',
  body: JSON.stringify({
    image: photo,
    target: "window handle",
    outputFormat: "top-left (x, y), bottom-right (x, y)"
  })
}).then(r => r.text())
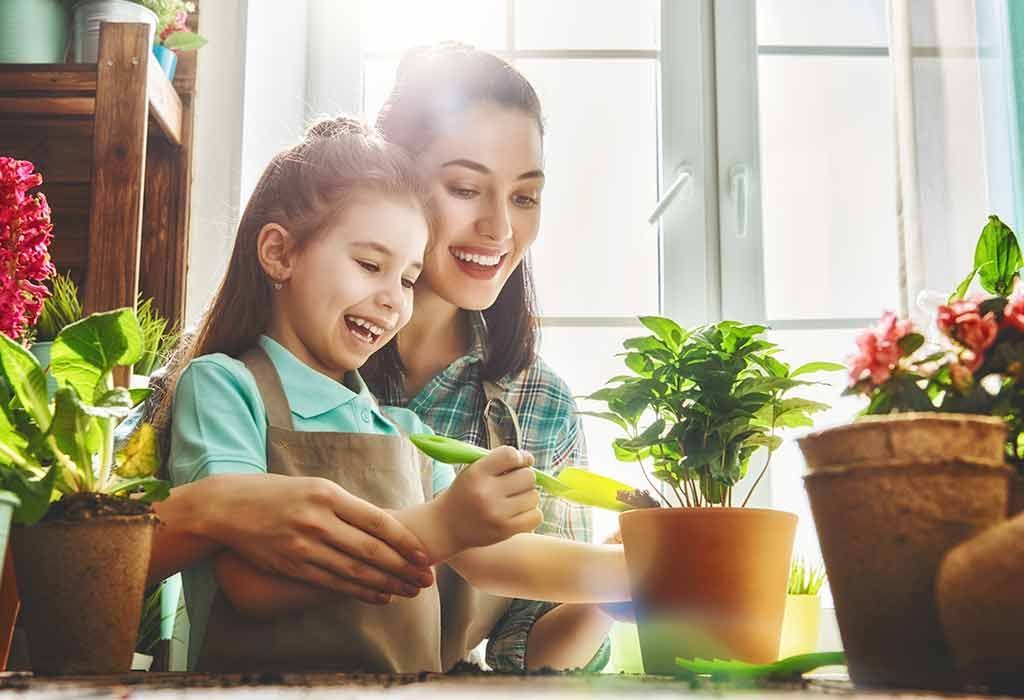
top-left (648, 163), bottom-right (694, 224)
top-left (730, 164), bottom-right (749, 238)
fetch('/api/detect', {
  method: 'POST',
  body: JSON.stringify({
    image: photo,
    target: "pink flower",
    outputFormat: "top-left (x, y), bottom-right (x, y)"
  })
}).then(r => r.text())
top-left (0, 157), bottom-right (54, 340)
top-left (936, 297), bottom-right (998, 372)
top-left (847, 311), bottom-right (915, 386)
top-left (1004, 278), bottom-right (1024, 333)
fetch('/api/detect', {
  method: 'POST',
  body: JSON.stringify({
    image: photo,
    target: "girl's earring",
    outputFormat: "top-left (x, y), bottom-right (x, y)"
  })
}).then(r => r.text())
top-left (272, 280), bottom-right (283, 291)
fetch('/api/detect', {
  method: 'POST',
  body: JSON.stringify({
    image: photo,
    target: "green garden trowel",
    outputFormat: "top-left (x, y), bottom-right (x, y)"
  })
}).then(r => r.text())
top-left (674, 651), bottom-right (846, 682)
top-left (409, 433), bottom-right (634, 511)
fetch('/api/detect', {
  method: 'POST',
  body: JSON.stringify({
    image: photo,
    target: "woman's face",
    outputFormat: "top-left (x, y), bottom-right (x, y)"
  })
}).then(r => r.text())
top-left (415, 101), bottom-right (544, 311)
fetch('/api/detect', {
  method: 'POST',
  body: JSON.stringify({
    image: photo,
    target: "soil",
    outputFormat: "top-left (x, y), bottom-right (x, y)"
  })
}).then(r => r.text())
top-left (41, 492), bottom-right (155, 523)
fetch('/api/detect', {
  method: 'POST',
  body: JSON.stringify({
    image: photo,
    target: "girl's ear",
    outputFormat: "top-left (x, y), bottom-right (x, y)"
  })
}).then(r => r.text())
top-left (257, 223), bottom-right (296, 282)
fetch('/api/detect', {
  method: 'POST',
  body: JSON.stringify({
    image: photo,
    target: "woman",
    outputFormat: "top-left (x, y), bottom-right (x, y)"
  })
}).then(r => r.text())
top-left (363, 43), bottom-right (612, 673)
top-left (140, 43), bottom-right (611, 673)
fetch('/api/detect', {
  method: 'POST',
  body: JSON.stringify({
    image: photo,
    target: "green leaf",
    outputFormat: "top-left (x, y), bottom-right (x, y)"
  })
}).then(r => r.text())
top-left (622, 336), bottom-right (669, 354)
top-left (951, 263), bottom-right (983, 302)
top-left (51, 387), bottom-right (94, 482)
top-left (612, 437), bottom-right (650, 462)
top-left (575, 411), bottom-right (629, 433)
top-left (0, 463), bottom-right (58, 525)
top-left (129, 388), bottom-right (152, 407)
top-left (162, 30), bottom-right (208, 51)
top-left (790, 361), bottom-right (846, 378)
top-left (51, 309), bottom-right (144, 403)
top-left (974, 215), bottom-right (1023, 296)
top-left (115, 422), bottom-right (161, 479)
top-left (107, 476), bottom-right (169, 503)
top-left (624, 352), bottom-right (654, 377)
top-left (638, 316), bottom-right (686, 350)
top-left (0, 334), bottom-right (50, 432)
top-left (898, 333), bottom-right (924, 357)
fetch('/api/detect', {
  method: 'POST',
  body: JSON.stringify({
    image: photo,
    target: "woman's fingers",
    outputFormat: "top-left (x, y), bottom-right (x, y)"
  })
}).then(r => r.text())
top-left (298, 540), bottom-right (424, 598)
top-left (328, 486), bottom-right (431, 568)
top-left (292, 562), bottom-right (396, 606)
top-left (314, 516), bottom-right (434, 589)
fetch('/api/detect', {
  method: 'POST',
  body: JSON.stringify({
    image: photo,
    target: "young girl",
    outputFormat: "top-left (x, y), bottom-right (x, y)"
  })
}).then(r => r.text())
top-left (164, 117), bottom-right (628, 673)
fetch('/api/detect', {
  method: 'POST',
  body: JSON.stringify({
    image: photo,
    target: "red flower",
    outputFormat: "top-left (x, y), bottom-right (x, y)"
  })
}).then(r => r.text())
top-left (1004, 279), bottom-right (1024, 333)
top-left (847, 311), bottom-right (915, 386)
top-left (0, 157), bottom-right (54, 340)
top-left (937, 297), bottom-right (998, 355)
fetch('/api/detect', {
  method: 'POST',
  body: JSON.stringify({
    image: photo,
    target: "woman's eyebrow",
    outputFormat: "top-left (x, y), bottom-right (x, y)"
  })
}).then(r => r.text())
top-left (441, 158), bottom-right (544, 181)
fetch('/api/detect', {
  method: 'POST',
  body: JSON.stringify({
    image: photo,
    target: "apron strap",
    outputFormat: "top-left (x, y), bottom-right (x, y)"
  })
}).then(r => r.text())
top-left (481, 380), bottom-right (522, 450)
top-left (240, 347), bottom-right (295, 430)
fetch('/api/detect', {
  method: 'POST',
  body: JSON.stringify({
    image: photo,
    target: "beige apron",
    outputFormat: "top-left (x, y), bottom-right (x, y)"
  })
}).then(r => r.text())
top-left (437, 381), bottom-right (524, 670)
top-left (196, 347), bottom-right (442, 673)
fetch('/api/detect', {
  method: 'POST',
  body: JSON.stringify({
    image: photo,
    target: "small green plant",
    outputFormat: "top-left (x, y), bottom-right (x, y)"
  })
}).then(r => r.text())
top-left (787, 557), bottom-right (827, 596)
top-left (34, 272), bottom-right (82, 343)
top-left (0, 308), bottom-right (167, 525)
top-left (134, 297), bottom-right (180, 377)
top-left (136, 581), bottom-right (185, 656)
top-left (582, 317), bottom-right (844, 509)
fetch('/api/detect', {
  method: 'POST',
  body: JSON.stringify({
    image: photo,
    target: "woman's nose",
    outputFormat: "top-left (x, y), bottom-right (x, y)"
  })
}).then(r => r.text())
top-left (477, 196), bottom-right (513, 242)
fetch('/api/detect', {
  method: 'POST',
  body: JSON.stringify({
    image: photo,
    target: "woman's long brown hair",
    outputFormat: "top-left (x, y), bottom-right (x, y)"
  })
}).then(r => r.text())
top-left (147, 117), bottom-right (428, 453)
top-left (367, 42), bottom-right (544, 387)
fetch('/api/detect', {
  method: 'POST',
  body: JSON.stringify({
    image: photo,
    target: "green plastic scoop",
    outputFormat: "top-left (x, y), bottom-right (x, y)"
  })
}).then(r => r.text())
top-left (409, 433), bottom-right (633, 511)
top-left (674, 651), bottom-right (846, 682)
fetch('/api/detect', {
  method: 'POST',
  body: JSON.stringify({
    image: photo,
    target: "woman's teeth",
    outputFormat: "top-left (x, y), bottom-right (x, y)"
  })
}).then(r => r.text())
top-left (452, 249), bottom-right (502, 267)
top-left (345, 316), bottom-right (383, 345)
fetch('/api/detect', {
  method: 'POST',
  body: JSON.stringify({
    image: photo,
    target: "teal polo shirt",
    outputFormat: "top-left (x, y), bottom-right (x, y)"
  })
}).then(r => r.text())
top-left (169, 334), bottom-right (455, 669)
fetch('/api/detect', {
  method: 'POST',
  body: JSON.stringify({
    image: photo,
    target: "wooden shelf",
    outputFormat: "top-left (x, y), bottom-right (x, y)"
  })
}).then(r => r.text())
top-left (0, 21), bottom-right (196, 328)
top-left (0, 56), bottom-right (183, 145)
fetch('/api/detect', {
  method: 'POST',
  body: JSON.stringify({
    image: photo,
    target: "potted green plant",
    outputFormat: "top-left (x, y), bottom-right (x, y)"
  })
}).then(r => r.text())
top-left (133, 295), bottom-right (180, 385)
top-left (777, 557), bottom-right (826, 659)
top-left (0, 307), bottom-right (168, 675)
top-left (30, 271), bottom-right (83, 397)
top-left (137, 0), bottom-right (206, 80)
top-left (800, 215), bottom-right (1024, 689)
top-left (581, 317), bottom-right (841, 674)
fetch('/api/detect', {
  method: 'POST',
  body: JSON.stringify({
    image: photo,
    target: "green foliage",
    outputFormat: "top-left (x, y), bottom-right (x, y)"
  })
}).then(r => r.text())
top-left (583, 318), bottom-right (842, 508)
top-left (787, 557), bottom-right (827, 595)
top-left (134, 297), bottom-right (181, 377)
top-left (952, 215), bottom-right (1023, 300)
top-left (34, 272), bottom-right (82, 343)
top-left (0, 309), bottom-right (168, 525)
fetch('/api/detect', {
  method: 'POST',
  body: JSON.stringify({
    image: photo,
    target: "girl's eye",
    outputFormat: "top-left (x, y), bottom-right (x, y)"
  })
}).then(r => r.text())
top-left (358, 260), bottom-right (379, 273)
top-left (447, 185), bottom-right (478, 199)
top-left (513, 194), bottom-right (539, 209)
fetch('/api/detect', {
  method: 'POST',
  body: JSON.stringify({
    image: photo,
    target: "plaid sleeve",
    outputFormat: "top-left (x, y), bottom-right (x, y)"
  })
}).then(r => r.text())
top-left (485, 414), bottom-right (611, 672)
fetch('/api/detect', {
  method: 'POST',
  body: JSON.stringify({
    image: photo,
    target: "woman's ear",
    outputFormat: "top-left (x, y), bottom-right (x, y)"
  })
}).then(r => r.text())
top-left (256, 223), bottom-right (296, 283)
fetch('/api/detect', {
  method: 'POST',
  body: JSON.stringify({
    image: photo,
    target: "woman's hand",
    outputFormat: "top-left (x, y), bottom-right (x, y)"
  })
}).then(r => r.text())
top-left (186, 473), bottom-right (434, 604)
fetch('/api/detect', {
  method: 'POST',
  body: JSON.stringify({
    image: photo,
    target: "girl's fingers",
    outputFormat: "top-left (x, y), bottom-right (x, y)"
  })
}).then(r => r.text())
top-left (507, 507), bottom-right (544, 534)
top-left (500, 466), bottom-right (538, 496)
top-left (300, 540), bottom-right (424, 598)
top-left (318, 517), bottom-right (434, 588)
top-left (504, 488), bottom-right (540, 517)
top-left (329, 487), bottom-right (431, 568)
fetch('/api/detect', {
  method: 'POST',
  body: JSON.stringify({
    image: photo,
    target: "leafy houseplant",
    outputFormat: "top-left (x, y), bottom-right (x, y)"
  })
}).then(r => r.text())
top-left (778, 558), bottom-right (827, 659)
top-left (579, 317), bottom-right (840, 674)
top-left (29, 271), bottom-right (82, 398)
top-left (797, 216), bottom-right (1021, 690)
top-left (134, 296), bottom-right (180, 378)
top-left (137, 0), bottom-right (206, 80)
top-left (0, 307), bottom-right (168, 675)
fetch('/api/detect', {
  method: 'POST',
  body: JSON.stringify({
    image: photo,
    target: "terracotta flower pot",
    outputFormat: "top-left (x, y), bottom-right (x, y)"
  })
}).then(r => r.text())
top-left (619, 507), bottom-right (796, 675)
top-left (798, 413), bottom-right (1011, 690)
top-left (11, 514), bottom-right (156, 675)
top-left (937, 511), bottom-right (1024, 692)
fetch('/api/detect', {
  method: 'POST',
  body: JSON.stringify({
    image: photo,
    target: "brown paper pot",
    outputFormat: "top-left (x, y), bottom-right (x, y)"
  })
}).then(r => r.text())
top-left (1009, 473), bottom-right (1024, 517)
top-left (937, 512), bottom-right (1024, 692)
top-left (11, 515), bottom-right (156, 675)
top-left (799, 413), bottom-right (1011, 690)
top-left (619, 507), bottom-right (796, 675)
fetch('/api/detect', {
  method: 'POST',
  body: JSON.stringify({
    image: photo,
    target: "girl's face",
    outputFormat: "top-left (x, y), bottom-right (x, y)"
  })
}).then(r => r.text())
top-left (274, 195), bottom-right (429, 377)
top-left (416, 101), bottom-right (544, 310)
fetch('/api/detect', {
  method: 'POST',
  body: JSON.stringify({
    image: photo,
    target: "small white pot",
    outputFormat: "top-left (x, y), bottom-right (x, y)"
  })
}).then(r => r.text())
top-left (131, 651), bottom-right (153, 671)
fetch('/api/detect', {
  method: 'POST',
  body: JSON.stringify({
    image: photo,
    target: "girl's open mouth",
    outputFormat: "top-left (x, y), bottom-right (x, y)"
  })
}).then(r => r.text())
top-left (450, 247), bottom-right (507, 280)
top-left (345, 315), bottom-right (383, 345)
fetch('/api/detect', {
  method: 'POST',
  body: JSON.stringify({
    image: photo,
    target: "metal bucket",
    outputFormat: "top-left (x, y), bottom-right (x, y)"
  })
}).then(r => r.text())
top-left (71, 0), bottom-right (156, 63)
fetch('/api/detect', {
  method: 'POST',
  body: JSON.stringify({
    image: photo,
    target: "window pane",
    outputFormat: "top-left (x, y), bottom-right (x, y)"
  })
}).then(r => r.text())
top-left (515, 0), bottom-right (659, 50)
top-left (359, 0), bottom-right (507, 53)
top-left (540, 325), bottom-right (654, 542)
top-left (910, 0), bottom-right (980, 49)
top-left (362, 59), bottom-right (399, 124)
top-left (756, 0), bottom-right (888, 47)
top-left (519, 59), bottom-right (660, 317)
top-left (757, 55), bottom-right (899, 320)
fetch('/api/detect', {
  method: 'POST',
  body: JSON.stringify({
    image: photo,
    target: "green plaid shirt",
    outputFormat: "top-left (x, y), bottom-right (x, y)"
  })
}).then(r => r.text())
top-left (374, 312), bottom-right (609, 672)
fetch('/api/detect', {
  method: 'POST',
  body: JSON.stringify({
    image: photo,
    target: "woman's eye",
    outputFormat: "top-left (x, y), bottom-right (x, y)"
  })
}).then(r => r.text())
top-left (402, 277), bottom-right (417, 289)
top-left (358, 260), bottom-right (379, 273)
top-left (448, 185), bottom-right (478, 199)
top-left (513, 194), bottom-right (539, 208)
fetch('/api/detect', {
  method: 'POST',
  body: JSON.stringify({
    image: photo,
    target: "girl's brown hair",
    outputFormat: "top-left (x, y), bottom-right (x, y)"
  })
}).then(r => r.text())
top-left (368, 42), bottom-right (544, 385)
top-left (147, 117), bottom-right (428, 446)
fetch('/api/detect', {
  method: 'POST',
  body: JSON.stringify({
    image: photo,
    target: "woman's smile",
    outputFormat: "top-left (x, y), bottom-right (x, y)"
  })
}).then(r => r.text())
top-left (449, 245), bottom-right (509, 281)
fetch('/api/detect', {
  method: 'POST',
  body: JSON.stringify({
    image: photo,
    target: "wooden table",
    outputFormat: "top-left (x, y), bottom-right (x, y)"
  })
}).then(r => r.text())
top-left (0, 671), bottom-right (1011, 699)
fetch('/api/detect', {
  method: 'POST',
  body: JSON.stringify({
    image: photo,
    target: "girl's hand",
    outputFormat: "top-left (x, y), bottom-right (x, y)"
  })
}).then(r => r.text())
top-left (436, 445), bottom-right (542, 552)
top-left (196, 473), bottom-right (434, 603)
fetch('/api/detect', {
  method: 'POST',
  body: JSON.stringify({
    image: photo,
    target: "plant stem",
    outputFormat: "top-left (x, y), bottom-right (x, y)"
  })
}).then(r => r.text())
top-left (741, 451), bottom-right (773, 508)
top-left (636, 456), bottom-right (672, 508)
top-left (670, 481), bottom-right (687, 507)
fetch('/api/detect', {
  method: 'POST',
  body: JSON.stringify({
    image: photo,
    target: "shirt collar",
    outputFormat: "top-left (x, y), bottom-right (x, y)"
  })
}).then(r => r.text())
top-left (258, 335), bottom-right (371, 418)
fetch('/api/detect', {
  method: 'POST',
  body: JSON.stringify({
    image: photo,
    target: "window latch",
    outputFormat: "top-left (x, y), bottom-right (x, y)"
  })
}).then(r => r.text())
top-left (648, 163), bottom-right (694, 224)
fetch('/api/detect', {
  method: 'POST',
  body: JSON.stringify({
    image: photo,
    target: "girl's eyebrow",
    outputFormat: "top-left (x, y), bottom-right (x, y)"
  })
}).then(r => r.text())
top-left (352, 241), bottom-right (423, 270)
top-left (441, 158), bottom-right (544, 181)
